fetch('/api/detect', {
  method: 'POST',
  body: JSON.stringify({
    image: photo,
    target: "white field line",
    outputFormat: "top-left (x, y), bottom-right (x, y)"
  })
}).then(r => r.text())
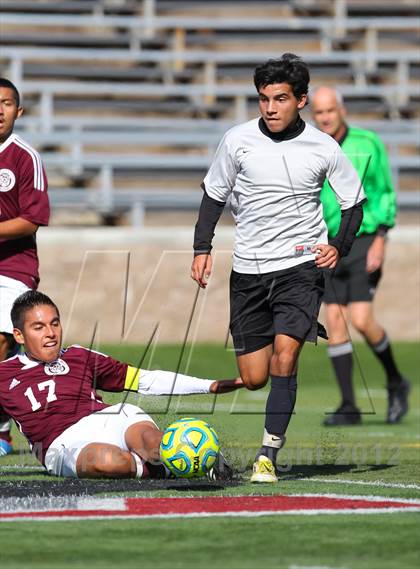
top-left (2, 507), bottom-right (420, 522)
top-left (290, 566), bottom-right (345, 569)
top-left (287, 492), bottom-right (420, 504)
top-left (0, 497), bottom-right (126, 513)
top-left (301, 478), bottom-right (420, 490)
top-left (357, 389), bottom-right (387, 398)
top-left (0, 466), bottom-right (42, 470)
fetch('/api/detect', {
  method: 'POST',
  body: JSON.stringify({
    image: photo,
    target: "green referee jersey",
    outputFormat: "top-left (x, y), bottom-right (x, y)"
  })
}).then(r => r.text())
top-left (320, 126), bottom-right (396, 237)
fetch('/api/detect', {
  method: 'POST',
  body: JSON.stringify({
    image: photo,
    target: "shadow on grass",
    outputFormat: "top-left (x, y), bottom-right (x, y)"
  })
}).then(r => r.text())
top-left (0, 469), bottom-right (46, 477)
top-left (0, 476), bottom-right (242, 498)
top-left (0, 464), bottom-right (397, 498)
top-left (281, 463), bottom-right (396, 479)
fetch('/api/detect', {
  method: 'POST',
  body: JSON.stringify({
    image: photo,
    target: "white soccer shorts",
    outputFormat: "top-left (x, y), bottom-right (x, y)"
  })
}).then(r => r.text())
top-left (0, 275), bottom-right (30, 334)
top-left (44, 403), bottom-right (157, 478)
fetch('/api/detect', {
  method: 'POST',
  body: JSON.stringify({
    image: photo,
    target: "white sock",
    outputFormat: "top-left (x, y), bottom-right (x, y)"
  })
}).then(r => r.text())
top-left (262, 429), bottom-right (286, 450)
top-left (137, 370), bottom-right (213, 396)
top-left (130, 452), bottom-right (144, 479)
top-left (0, 420), bottom-right (11, 433)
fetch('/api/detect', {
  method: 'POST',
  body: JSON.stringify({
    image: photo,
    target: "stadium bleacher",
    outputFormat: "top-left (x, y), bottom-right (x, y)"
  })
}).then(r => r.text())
top-left (0, 0), bottom-right (418, 224)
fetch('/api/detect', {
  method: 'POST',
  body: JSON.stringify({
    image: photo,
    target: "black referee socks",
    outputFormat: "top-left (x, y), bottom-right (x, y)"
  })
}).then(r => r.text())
top-left (370, 333), bottom-right (403, 389)
top-left (327, 342), bottom-right (355, 407)
top-left (258, 374), bottom-right (297, 463)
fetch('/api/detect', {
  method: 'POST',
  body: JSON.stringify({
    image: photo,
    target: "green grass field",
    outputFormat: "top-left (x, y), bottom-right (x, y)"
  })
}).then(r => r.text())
top-left (1, 342), bottom-right (419, 569)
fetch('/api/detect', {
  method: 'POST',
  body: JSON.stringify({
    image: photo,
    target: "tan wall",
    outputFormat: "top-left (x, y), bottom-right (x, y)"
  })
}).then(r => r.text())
top-left (37, 227), bottom-right (420, 345)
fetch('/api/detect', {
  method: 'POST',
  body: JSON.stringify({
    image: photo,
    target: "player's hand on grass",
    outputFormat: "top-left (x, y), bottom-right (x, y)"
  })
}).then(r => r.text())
top-left (313, 244), bottom-right (339, 269)
top-left (210, 377), bottom-right (244, 394)
top-left (366, 235), bottom-right (385, 273)
top-left (191, 253), bottom-right (212, 288)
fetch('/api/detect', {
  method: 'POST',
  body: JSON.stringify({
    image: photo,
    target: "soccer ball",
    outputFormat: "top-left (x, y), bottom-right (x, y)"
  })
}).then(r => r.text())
top-left (160, 417), bottom-right (220, 478)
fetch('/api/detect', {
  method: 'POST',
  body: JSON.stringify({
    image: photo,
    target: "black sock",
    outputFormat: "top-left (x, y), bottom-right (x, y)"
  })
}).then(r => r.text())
top-left (370, 333), bottom-right (402, 389)
top-left (328, 342), bottom-right (356, 408)
top-left (258, 374), bottom-right (297, 463)
top-left (144, 461), bottom-right (169, 479)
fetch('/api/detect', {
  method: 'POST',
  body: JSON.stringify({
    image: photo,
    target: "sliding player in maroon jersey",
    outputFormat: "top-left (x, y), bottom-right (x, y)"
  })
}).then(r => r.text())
top-left (0, 291), bottom-right (243, 479)
top-left (0, 78), bottom-right (50, 456)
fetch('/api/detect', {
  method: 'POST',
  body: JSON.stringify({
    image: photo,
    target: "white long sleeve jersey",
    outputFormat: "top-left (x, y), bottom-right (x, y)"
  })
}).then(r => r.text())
top-left (203, 119), bottom-right (365, 274)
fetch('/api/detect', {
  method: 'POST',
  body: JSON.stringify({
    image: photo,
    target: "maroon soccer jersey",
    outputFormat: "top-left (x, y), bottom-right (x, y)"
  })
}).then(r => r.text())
top-left (0, 133), bottom-right (50, 288)
top-left (0, 345), bottom-right (129, 464)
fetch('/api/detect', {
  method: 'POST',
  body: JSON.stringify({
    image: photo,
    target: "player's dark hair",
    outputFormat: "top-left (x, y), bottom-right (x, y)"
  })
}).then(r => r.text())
top-left (253, 54), bottom-right (310, 99)
top-left (0, 77), bottom-right (20, 107)
top-left (11, 291), bottom-right (59, 330)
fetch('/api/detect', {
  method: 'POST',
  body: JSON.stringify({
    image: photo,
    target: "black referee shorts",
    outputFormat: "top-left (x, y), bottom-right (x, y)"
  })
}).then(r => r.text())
top-left (230, 261), bottom-right (326, 356)
top-left (323, 234), bottom-right (382, 305)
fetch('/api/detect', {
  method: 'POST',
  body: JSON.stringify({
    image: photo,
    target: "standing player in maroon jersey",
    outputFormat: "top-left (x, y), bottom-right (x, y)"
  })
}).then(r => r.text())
top-left (0, 78), bottom-right (50, 456)
top-left (0, 291), bottom-right (243, 479)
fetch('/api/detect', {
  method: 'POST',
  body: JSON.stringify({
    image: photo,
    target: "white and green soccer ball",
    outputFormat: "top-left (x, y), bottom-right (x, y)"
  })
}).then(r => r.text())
top-left (160, 417), bottom-right (220, 478)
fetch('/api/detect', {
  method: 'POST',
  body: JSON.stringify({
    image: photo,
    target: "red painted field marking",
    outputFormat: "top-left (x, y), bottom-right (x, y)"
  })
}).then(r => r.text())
top-left (1, 494), bottom-right (420, 521)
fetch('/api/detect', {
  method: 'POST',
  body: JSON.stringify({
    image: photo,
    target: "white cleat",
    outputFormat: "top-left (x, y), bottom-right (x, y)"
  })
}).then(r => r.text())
top-left (250, 455), bottom-right (278, 483)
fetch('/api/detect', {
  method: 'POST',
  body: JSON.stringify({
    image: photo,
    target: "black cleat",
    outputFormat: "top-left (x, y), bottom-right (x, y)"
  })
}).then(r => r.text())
top-left (323, 404), bottom-right (361, 426)
top-left (387, 379), bottom-right (410, 424)
top-left (206, 451), bottom-right (234, 481)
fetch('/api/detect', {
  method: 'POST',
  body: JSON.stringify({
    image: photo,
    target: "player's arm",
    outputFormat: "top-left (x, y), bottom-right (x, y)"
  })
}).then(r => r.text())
top-left (365, 136), bottom-right (395, 272)
top-left (328, 199), bottom-right (365, 257)
top-left (318, 143), bottom-right (366, 266)
top-left (0, 217), bottom-right (38, 239)
top-left (191, 132), bottom-right (237, 288)
top-left (5, 150), bottom-right (50, 241)
top-left (191, 190), bottom-right (226, 288)
top-left (90, 347), bottom-right (243, 395)
top-left (315, 200), bottom-right (365, 268)
top-left (124, 366), bottom-right (243, 395)
top-left (372, 134), bottom-right (396, 230)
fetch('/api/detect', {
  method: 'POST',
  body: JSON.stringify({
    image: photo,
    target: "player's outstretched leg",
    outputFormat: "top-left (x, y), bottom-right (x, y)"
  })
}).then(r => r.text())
top-left (74, 421), bottom-right (166, 479)
top-left (124, 420), bottom-right (171, 479)
top-left (76, 443), bottom-right (140, 478)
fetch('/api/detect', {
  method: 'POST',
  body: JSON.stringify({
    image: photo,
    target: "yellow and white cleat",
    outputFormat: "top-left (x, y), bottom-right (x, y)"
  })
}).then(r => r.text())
top-left (250, 455), bottom-right (278, 483)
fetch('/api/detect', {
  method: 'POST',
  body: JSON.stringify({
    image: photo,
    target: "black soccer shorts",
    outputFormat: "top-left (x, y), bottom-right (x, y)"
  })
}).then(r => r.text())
top-left (323, 234), bottom-right (382, 305)
top-left (229, 261), bottom-right (326, 356)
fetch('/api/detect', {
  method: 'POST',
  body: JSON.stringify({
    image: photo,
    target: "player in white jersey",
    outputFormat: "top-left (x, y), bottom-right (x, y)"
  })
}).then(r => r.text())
top-left (191, 54), bottom-right (365, 483)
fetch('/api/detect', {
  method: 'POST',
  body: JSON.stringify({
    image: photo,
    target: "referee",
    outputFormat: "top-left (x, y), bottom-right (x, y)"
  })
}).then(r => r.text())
top-left (311, 86), bottom-right (410, 426)
top-left (191, 54), bottom-right (365, 483)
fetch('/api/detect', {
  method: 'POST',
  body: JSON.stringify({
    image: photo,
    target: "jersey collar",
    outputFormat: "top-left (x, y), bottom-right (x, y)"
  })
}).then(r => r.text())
top-left (0, 133), bottom-right (17, 154)
top-left (18, 349), bottom-right (65, 369)
top-left (258, 115), bottom-right (306, 141)
top-left (336, 124), bottom-right (349, 146)
top-left (18, 353), bottom-right (41, 369)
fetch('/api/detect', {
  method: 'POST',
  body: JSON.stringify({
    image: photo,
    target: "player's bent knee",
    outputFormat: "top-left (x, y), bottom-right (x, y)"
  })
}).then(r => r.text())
top-left (350, 316), bottom-right (369, 334)
top-left (141, 427), bottom-right (163, 452)
top-left (241, 375), bottom-right (268, 391)
top-left (270, 352), bottom-right (298, 375)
